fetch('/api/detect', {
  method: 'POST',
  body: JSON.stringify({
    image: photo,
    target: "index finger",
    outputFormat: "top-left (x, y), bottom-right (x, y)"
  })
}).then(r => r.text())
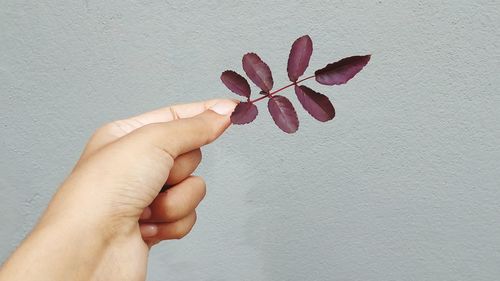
top-left (82, 99), bottom-right (233, 159)
top-left (120, 99), bottom-right (237, 160)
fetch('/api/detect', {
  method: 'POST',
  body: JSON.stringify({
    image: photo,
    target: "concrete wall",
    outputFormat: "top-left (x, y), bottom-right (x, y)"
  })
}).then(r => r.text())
top-left (1, 1), bottom-right (500, 280)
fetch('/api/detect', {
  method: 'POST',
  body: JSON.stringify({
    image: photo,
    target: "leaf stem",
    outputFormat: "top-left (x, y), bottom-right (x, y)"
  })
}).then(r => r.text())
top-left (249, 75), bottom-right (315, 103)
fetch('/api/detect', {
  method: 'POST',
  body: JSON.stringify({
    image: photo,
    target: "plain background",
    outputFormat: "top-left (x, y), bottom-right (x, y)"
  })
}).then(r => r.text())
top-left (1, 1), bottom-right (500, 280)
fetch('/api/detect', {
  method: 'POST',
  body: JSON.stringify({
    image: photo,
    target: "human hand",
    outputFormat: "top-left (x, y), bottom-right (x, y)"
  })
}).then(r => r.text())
top-left (0, 99), bottom-right (237, 281)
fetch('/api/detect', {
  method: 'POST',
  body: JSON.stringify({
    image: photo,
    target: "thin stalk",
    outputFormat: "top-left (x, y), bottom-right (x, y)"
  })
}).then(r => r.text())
top-left (249, 75), bottom-right (315, 103)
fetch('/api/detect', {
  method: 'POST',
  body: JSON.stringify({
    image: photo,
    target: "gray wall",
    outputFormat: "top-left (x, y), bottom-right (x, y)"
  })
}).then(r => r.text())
top-left (1, 1), bottom-right (500, 280)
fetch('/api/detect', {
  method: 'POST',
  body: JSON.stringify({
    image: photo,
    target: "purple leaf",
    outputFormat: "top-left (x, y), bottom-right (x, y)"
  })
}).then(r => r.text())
top-left (315, 55), bottom-right (371, 85)
top-left (221, 70), bottom-right (251, 98)
top-left (230, 102), bottom-right (258, 125)
top-left (295, 85), bottom-right (335, 122)
top-left (287, 35), bottom-right (313, 82)
top-left (242, 53), bottom-right (274, 92)
top-left (267, 95), bottom-right (299, 133)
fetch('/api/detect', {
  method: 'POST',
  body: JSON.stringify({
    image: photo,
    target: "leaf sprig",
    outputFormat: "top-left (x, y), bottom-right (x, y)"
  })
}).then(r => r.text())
top-left (221, 35), bottom-right (370, 133)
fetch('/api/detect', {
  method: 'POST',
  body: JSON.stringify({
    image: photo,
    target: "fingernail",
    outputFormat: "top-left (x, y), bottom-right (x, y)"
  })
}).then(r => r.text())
top-left (140, 224), bottom-right (158, 237)
top-left (209, 100), bottom-right (237, 116)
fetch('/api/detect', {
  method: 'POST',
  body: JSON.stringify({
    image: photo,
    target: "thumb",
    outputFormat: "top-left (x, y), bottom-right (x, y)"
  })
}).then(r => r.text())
top-left (120, 99), bottom-right (237, 160)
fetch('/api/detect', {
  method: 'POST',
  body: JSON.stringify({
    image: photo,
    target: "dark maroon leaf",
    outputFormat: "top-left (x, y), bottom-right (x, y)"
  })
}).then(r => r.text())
top-left (267, 95), bottom-right (299, 133)
top-left (295, 85), bottom-right (335, 122)
top-left (287, 35), bottom-right (313, 82)
top-left (220, 70), bottom-right (251, 98)
top-left (315, 55), bottom-right (371, 85)
top-left (230, 102), bottom-right (258, 125)
top-left (242, 53), bottom-right (274, 92)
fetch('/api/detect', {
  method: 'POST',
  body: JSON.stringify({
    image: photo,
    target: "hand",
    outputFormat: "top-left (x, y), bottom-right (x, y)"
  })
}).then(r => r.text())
top-left (0, 99), bottom-right (237, 281)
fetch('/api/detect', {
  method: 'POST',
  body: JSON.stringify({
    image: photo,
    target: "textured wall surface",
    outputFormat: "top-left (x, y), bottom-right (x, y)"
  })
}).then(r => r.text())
top-left (1, 1), bottom-right (500, 280)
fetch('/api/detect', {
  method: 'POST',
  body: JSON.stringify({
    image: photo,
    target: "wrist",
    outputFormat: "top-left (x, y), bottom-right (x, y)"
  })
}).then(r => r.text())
top-left (0, 211), bottom-right (110, 281)
top-left (41, 180), bottom-right (139, 243)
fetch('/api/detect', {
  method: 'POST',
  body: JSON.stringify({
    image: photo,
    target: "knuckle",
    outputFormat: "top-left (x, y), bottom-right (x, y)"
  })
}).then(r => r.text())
top-left (93, 122), bottom-right (115, 137)
top-left (163, 193), bottom-right (176, 214)
top-left (174, 226), bottom-right (188, 240)
top-left (193, 148), bottom-right (203, 164)
top-left (199, 179), bottom-right (207, 198)
top-left (175, 228), bottom-right (188, 239)
top-left (192, 212), bottom-right (198, 227)
top-left (92, 119), bottom-right (142, 140)
top-left (191, 176), bottom-right (206, 191)
top-left (192, 175), bottom-right (205, 185)
top-left (136, 122), bottom-right (161, 134)
top-left (174, 212), bottom-right (197, 239)
top-left (85, 122), bottom-right (118, 149)
top-left (162, 194), bottom-right (182, 221)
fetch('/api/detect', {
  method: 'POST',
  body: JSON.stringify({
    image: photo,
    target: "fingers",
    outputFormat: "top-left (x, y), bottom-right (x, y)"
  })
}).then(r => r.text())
top-left (139, 175), bottom-right (205, 245)
top-left (145, 176), bottom-right (206, 223)
top-left (156, 211), bottom-right (197, 240)
top-left (140, 211), bottom-right (197, 240)
top-left (140, 207), bottom-right (152, 220)
top-left (166, 149), bottom-right (202, 185)
top-left (81, 99), bottom-right (235, 160)
top-left (122, 100), bottom-right (236, 161)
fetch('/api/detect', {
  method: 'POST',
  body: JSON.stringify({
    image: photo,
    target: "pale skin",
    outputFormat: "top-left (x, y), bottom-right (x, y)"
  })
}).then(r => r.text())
top-left (0, 99), bottom-right (237, 281)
